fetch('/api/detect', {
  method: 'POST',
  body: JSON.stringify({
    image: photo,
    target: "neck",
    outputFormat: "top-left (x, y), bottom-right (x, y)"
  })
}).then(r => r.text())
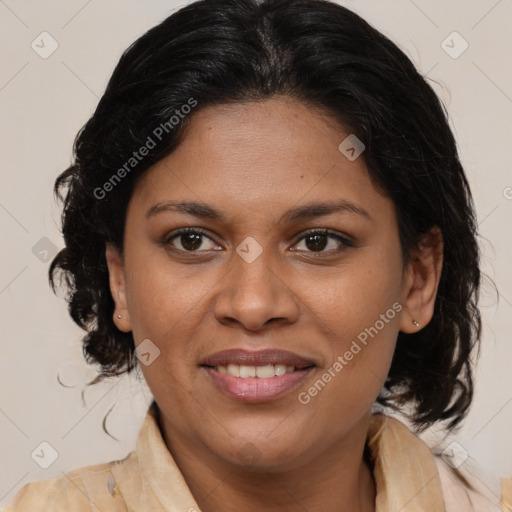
top-left (158, 410), bottom-right (376, 512)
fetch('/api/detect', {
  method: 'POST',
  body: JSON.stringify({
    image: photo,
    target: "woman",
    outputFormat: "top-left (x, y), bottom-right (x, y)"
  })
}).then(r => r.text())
top-left (5, 0), bottom-right (499, 510)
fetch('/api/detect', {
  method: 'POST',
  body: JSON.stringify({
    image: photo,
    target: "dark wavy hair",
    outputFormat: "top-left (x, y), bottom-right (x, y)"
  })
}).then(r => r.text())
top-left (49, 0), bottom-right (482, 431)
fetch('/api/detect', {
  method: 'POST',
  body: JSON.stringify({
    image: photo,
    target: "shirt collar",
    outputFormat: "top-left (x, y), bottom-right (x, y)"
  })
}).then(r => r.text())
top-left (116, 401), bottom-right (445, 511)
top-left (367, 412), bottom-right (445, 511)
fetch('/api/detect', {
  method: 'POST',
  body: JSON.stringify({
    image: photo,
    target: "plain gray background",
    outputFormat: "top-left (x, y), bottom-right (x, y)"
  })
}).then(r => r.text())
top-left (1, 0), bottom-right (511, 507)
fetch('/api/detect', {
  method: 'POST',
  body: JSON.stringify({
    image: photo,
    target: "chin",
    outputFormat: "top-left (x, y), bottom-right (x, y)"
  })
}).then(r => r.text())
top-left (213, 436), bottom-right (311, 473)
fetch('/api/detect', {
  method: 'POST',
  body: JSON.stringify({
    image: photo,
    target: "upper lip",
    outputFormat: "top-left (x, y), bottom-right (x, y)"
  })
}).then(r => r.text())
top-left (200, 349), bottom-right (316, 369)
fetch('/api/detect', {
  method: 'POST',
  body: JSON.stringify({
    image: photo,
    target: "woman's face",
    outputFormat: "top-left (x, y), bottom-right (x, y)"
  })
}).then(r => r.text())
top-left (106, 97), bottom-right (434, 470)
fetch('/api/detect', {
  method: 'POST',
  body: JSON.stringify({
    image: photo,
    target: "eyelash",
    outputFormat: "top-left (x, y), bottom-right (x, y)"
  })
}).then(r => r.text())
top-left (162, 227), bottom-right (354, 256)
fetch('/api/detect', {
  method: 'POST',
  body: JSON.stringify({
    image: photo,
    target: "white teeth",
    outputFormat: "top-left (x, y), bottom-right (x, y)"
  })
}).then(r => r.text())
top-left (227, 364), bottom-right (240, 377)
top-left (256, 365), bottom-right (275, 378)
top-left (217, 364), bottom-right (298, 378)
top-left (274, 364), bottom-right (287, 376)
top-left (239, 365), bottom-right (256, 378)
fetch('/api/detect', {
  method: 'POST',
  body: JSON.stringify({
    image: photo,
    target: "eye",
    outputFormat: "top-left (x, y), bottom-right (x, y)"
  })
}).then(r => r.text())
top-left (292, 229), bottom-right (353, 254)
top-left (164, 228), bottom-right (220, 252)
top-left (163, 227), bottom-right (353, 255)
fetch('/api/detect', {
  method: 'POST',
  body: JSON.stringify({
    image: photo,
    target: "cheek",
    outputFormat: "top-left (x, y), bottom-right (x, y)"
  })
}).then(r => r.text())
top-left (125, 259), bottom-right (206, 414)
top-left (303, 244), bottom-right (402, 393)
top-left (311, 247), bottom-right (403, 337)
top-left (123, 249), bottom-right (228, 399)
top-left (125, 248), bottom-right (213, 341)
top-left (299, 297), bottom-right (399, 428)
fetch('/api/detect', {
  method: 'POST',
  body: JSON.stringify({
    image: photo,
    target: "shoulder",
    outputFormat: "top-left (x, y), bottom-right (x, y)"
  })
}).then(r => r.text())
top-left (3, 452), bottom-right (138, 512)
top-left (433, 455), bottom-right (501, 512)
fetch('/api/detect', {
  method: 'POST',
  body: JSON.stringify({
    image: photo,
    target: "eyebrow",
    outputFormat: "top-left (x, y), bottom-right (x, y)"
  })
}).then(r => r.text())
top-left (145, 199), bottom-right (371, 223)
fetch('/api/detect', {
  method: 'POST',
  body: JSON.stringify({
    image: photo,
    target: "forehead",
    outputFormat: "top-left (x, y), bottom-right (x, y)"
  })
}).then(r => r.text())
top-left (128, 97), bottom-right (392, 226)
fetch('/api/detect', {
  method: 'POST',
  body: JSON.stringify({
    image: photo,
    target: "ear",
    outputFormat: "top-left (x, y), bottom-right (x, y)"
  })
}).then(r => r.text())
top-left (105, 243), bottom-right (132, 333)
top-left (399, 226), bottom-right (443, 334)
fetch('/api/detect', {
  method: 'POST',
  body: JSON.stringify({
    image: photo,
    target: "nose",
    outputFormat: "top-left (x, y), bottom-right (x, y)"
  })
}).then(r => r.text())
top-left (213, 245), bottom-right (300, 332)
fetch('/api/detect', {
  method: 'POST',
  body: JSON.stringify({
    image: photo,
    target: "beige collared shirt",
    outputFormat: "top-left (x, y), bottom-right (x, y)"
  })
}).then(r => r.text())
top-left (3, 401), bottom-right (499, 511)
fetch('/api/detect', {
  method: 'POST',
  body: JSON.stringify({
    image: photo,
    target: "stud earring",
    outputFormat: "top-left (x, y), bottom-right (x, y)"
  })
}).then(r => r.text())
top-left (412, 319), bottom-right (420, 327)
top-left (117, 314), bottom-right (122, 319)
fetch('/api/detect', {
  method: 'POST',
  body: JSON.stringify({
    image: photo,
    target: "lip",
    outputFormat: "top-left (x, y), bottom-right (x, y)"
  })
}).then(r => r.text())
top-left (200, 349), bottom-right (316, 403)
top-left (200, 348), bottom-right (315, 369)
top-left (202, 366), bottom-right (315, 403)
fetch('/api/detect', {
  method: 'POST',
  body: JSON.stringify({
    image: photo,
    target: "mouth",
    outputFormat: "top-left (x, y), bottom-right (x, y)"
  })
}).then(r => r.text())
top-left (206, 363), bottom-right (312, 378)
top-left (199, 349), bottom-right (316, 402)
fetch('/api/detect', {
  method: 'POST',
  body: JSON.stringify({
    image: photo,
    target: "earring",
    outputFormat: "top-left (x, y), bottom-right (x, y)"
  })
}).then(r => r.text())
top-left (412, 319), bottom-right (420, 327)
top-left (117, 314), bottom-right (122, 319)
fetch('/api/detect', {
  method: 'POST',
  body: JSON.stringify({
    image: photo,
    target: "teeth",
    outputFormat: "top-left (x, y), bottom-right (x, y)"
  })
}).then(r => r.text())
top-left (227, 364), bottom-right (240, 377)
top-left (239, 365), bottom-right (256, 378)
top-left (275, 364), bottom-right (287, 376)
top-left (256, 365), bottom-right (275, 378)
top-left (217, 364), bottom-right (298, 378)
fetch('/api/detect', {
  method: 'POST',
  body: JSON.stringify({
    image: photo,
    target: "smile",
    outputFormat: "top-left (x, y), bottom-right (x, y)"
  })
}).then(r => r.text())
top-left (199, 348), bottom-right (317, 402)
top-left (215, 363), bottom-right (298, 378)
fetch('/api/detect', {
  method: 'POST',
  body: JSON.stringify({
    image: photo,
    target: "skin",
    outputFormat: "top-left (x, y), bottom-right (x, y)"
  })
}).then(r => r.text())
top-left (105, 96), bottom-right (443, 512)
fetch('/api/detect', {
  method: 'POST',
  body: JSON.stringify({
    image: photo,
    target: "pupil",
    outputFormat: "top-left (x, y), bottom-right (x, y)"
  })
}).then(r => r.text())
top-left (182, 233), bottom-right (202, 250)
top-left (306, 234), bottom-right (327, 251)
top-left (179, 233), bottom-right (328, 252)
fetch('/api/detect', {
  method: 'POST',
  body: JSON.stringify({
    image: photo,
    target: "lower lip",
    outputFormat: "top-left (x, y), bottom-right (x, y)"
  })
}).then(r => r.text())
top-left (202, 367), bottom-right (315, 403)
